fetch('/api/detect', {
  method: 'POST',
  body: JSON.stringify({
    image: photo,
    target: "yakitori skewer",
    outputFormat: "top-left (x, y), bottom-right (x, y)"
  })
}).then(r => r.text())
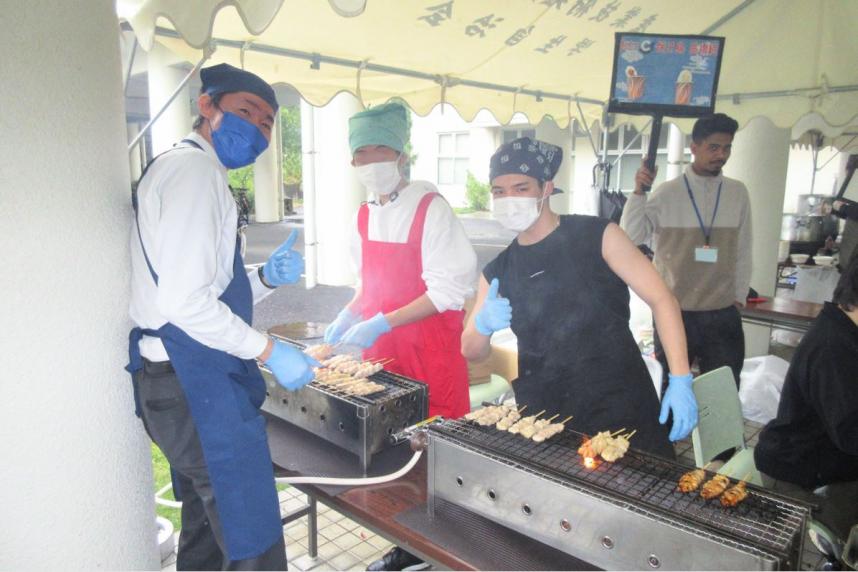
top-left (700, 474), bottom-right (731, 500)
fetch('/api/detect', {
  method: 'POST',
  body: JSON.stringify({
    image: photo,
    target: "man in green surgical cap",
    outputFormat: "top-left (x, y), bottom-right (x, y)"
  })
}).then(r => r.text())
top-left (325, 103), bottom-right (477, 569)
top-left (325, 101), bottom-right (477, 418)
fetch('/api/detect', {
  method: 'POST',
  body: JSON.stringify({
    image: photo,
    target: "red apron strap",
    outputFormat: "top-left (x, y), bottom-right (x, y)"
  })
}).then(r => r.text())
top-left (407, 192), bottom-right (439, 245)
top-left (357, 203), bottom-right (370, 241)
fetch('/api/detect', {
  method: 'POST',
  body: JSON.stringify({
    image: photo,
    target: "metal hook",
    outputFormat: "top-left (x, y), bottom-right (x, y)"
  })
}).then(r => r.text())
top-left (239, 40), bottom-right (253, 69)
top-left (356, 59), bottom-right (369, 108)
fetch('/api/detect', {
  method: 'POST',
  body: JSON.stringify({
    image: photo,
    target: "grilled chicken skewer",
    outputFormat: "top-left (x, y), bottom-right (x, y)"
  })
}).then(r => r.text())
top-left (496, 407), bottom-right (525, 431)
top-left (700, 474), bottom-right (731, 500)
top-left (304, 343), bottom-right (334, 361)
top-left (719, 480), bottom-right (749, 507)
top-left (519, 414), bottom-right (558, 438)
top-left (507, 410), bottom-right (545, 434)
top-left (532, 416), bottom-right (573, 443)
top-left (678, 469), bottom-right (707, 493)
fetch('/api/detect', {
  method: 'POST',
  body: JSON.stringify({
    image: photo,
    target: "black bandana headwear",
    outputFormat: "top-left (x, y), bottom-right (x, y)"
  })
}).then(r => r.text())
top-left (200, 63), bottom-right (279, 112)
top-left (489, 137), bottom-right (564, 194)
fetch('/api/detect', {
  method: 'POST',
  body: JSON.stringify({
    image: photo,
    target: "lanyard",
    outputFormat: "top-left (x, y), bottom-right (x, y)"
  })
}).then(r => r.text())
top-left (683, 174), bottom-right (722, 246)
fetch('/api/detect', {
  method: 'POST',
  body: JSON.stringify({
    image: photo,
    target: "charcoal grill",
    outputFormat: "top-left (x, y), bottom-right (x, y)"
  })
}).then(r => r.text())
top-left (261, 335), bottom-right (428, 474)
top-left (426, 419), bottom-right (809, 570)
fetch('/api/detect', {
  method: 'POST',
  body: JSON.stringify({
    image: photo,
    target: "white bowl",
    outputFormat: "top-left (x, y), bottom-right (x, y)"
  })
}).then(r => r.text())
top-left (814, 255), bottom-right (834, 266)
top-left (791, 254), bottom-right (809, 264)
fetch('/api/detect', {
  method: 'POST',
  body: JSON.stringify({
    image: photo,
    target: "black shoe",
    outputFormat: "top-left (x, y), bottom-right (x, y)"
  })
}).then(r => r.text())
top-left (366, 547), bottom-right (429, 571)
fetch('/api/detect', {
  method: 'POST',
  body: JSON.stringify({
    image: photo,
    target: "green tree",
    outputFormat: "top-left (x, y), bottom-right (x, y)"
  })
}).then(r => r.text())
top-left (465, 171), bottom-right (490, 211)
top-left (281, 106), bottom-right (302, 185)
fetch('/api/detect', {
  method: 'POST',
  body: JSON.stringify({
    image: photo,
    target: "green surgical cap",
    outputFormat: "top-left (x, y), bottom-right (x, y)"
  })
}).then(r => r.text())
top-left (349, 102), bottom-right (408, 155)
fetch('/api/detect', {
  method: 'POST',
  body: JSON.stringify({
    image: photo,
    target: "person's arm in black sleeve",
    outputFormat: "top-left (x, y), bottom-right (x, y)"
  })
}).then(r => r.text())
top-left (809, 347), bottom-right (858, 455)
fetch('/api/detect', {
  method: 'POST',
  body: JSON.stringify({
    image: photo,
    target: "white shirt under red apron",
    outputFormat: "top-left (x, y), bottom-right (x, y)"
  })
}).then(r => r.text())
top-left (350, 182), bottom-right (477, 418)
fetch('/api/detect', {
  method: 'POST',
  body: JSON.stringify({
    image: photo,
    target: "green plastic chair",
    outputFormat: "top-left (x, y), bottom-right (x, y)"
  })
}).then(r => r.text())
top-left (469, 375), bottom-right (513, 410)
top-left (690, 366), bottom-right (763, 485)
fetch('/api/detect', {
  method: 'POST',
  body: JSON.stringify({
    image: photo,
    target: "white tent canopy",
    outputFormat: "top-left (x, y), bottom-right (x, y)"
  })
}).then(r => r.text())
top-left (118, 0), bottom-right (858, 132)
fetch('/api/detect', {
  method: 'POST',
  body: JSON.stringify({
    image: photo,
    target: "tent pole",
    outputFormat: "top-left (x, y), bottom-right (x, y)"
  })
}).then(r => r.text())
top-left (128, 24), bottom-right (604, 107)
top-left (123, 36), bottom-right (138, 96)
top-left (127, 47), bottom-right (213, 154)
top-left (700, 0), bottom-right (757, 35)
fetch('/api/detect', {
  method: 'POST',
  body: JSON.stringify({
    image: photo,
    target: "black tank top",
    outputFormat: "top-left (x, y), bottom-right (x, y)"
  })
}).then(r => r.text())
top-left (484, 215), bottom-right (673, 458)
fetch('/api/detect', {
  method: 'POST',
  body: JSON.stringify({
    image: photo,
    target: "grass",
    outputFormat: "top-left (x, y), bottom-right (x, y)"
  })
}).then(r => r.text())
top-left (151, 442), bottom-right (291, 533)
top-left (151, 444), bottom-right (182, 530)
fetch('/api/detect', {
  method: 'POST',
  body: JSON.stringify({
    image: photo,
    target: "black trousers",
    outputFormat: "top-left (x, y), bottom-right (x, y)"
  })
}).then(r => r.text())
top-left (135, 360), bottom-right (287, 571)
top-left (654, 305), bottom-right (745, 389)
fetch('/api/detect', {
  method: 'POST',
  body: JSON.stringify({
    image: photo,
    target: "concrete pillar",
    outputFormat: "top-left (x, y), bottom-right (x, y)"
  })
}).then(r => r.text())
top-left (723, 117), bottom-right (791, 357)
top-left (665, 123), bottom-right (685, 181)
top-left (147, 44), bottom-right (192, 155)
top-left (254, 111), bottom-right (283, 223)
top-left (312, 92), bottom-right (365, 286)
top-left (0, 1), bottom-right (158, 569)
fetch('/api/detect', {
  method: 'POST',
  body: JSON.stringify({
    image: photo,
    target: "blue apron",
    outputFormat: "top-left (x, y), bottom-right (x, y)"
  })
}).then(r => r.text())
top-left (126, 143), bottom-right (282, 560)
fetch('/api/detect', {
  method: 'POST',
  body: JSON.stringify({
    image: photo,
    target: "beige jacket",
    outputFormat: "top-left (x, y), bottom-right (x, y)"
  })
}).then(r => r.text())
top-left (620, 166), bottom-right (752, 311)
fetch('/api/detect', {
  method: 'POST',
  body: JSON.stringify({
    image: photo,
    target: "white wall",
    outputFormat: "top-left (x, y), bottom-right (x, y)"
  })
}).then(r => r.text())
top-left (411, 104), bottom-right (478, 206)
top-left (0, 2), bottom-right (159, 569)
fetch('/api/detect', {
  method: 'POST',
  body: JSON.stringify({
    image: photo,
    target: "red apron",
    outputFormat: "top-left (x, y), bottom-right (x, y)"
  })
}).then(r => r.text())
top-left (358, 192), bottom-right (470, 419)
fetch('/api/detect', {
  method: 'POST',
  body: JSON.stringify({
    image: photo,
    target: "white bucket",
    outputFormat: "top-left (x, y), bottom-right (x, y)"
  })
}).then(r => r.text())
top-left (157, 516), bottom-right (176, 563)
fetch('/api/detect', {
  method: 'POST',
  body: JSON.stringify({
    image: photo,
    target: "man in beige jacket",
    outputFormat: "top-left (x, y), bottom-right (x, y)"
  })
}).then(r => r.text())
top-left (621, 113), bottom-right (751, 389)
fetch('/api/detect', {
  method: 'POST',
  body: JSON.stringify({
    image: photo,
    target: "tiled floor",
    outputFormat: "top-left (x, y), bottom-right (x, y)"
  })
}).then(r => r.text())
top-left (161, 419), bottom-right (829, 571)
top-left (160, 487), bottom-right (392, 572)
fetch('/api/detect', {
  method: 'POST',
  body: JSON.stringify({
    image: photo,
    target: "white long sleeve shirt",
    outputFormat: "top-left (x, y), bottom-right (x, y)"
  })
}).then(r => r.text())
top-left (620, 165), bottom-right (752, 311)
top-left (129, 133), bottom-right (272, 362)
top-left (348, 181), bottom-right (477, 312)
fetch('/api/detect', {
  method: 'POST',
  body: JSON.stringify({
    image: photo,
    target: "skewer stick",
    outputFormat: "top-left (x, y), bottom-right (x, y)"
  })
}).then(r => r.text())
top-left (611, 428), bottom-right (627, 436)
top-left (533, 410), bottom-right (546, 418)
top-left (545, 414), bottom-right (560, 422)
top-left (740, 472), bottom-right (753, 482)
top-left (517, 405), bottom-right (528, 414)
top-left (559, 416), bottom-right (573, 424)
top-left (623, 429), bottom-right (637, 439)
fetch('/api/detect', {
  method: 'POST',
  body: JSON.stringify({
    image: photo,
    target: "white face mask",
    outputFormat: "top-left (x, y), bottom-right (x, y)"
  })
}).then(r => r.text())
top-left (354, 160), bottom-right (401, 196)
top-left (492, 196), bottom-right (544, 232)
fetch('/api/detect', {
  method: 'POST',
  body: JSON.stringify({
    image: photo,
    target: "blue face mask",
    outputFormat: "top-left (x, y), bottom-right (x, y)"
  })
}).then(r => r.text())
top-left (211, 111), bottom-right (269, 168)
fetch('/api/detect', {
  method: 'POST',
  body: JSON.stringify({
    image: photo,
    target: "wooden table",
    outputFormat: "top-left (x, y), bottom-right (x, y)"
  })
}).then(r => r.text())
top-left (740, 297), bottom-right (823, 334)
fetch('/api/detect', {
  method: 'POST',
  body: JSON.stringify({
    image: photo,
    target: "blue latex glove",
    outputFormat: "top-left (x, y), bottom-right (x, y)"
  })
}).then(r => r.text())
top-left (339, 312), bottom-right (392, 350)
top-left (264, 340), bottom-right (320, 391)
top-left (474, 278), bottom-right (512, 336)
top-left (262, 230), bottom-right (304, 286)
top-left (324, 307), bottom-right (361, 344)
top-left (659, 372), bottom-right (698, 442)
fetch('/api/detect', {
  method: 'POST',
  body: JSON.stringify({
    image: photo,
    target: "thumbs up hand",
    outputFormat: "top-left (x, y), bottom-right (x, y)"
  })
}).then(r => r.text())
top-left (262, 229), bottom-right (304, 286)
top-left (474, 278), bottom-right (512, 336)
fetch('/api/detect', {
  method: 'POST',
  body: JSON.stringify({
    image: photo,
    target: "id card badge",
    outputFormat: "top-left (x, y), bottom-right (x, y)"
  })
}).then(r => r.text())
top-left (695, 246), bottom-right (718, 263)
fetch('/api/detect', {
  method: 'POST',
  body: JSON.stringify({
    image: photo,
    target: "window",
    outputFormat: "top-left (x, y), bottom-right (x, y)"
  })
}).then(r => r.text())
top-left (502, 128), bottom-right (536, 145)
top-left (605, 123), bottom-right (689, 193)
top-left (438, 132), bottom-right (469, 185)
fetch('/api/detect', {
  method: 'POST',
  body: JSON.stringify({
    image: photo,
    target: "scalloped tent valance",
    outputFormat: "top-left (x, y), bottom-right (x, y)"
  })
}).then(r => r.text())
top-left (117, 0), bottom-right (858, 134)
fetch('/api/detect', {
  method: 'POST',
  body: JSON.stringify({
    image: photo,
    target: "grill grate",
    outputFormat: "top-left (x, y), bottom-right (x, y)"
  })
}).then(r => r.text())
top-left (309, 369), bottom-right (424, 405)
top-left (270, 335), bottom-right (424, 405)
top-left (430, 420), bottom-right (808, 560)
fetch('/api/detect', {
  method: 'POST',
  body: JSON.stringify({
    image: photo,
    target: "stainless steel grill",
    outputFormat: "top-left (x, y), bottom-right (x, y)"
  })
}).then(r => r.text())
top-left (427, 419), bottom-right (810, 570)
top-left (262, 336), bottom-right (428, 474)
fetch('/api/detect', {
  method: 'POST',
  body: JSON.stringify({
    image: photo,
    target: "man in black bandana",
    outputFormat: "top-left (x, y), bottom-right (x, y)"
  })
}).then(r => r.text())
top-left (462, 137), bottom-right (697, 457)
